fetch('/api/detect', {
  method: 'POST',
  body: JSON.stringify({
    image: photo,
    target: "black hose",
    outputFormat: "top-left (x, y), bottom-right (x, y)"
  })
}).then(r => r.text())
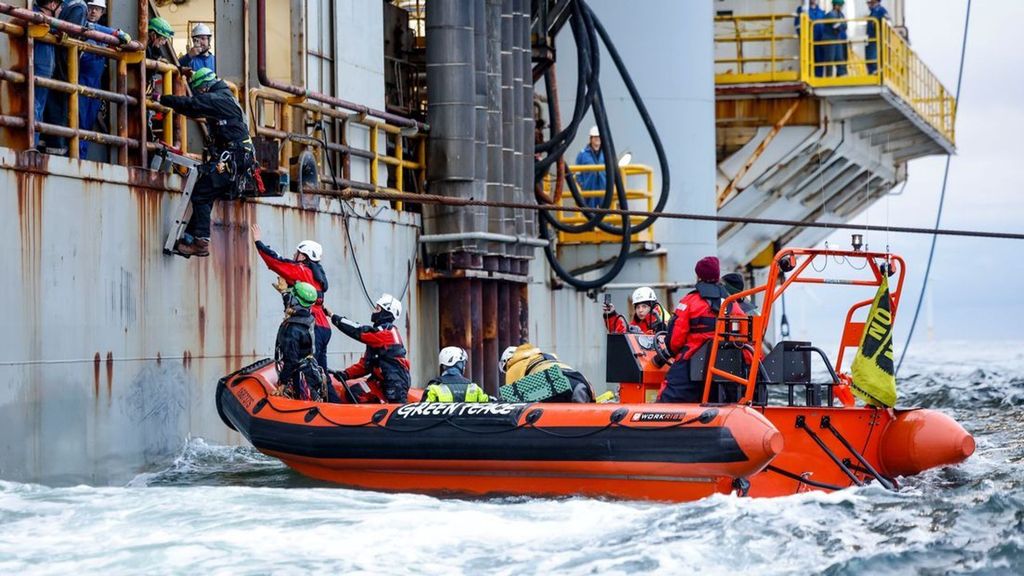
top-left (532, 0), bottom-right (671, 288)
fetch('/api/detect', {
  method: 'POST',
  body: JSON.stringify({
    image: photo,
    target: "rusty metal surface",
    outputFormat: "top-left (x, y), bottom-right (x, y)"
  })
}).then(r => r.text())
top-left (0, 148), bottom-right (421, 484)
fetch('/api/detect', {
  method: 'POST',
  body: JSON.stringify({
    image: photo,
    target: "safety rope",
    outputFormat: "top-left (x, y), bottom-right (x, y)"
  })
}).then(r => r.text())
top-left (897, 0), bottom-right (972, 375)
top-left (326, 188), bottom-right (1024, 242)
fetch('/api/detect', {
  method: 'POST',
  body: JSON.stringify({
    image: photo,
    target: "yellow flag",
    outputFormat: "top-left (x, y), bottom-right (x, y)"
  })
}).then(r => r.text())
top-left (851, 275), bottom-right (897, 407)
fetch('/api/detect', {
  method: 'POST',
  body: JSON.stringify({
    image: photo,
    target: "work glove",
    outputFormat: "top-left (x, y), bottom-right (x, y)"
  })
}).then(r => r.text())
top-left (602, 302), bottom-right (615, 316)
top-left (272, 276), bottom-right (289, 293)
top-left (115, 30), bottom-right (132, 45)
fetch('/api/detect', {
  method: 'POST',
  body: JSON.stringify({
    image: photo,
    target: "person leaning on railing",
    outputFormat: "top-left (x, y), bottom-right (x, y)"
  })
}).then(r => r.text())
top-left (865, 0), bottom-right (890, 75)
top-left (795, 0), bottom-right (826, 77)
top-left (820, 0), bottom-right (849, 77)
top-left (38, 0), bottom-right (86, 155)
top-left (156, 68), bottom-right (257, 257)
top-left (78, 0), bottom-right (132, 158)
top-left (30, 0), bottom-right (61, 149)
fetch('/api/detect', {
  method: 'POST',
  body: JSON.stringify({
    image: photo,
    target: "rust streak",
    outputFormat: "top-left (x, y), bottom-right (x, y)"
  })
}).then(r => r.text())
top-left (93, 352), bottom-right (101, 398)
top-left (105, 351), bottom-right (113, 397)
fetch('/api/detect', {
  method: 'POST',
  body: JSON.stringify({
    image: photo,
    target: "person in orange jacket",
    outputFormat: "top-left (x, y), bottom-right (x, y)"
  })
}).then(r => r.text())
top-left (658, 256), bottom-right (746, 403)
top-left (603, 286), bottom-right (668, 334)
top-left (251, 224), bottom-right (332, 371)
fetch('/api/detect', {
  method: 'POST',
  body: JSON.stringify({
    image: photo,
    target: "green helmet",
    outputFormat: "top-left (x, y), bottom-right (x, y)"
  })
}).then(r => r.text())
top-left (189, 67), bottom-right (217, 90)
top-left (149, 17), bottom-right (174, 39)
top-left (291, 282), bottom-right (317, 308)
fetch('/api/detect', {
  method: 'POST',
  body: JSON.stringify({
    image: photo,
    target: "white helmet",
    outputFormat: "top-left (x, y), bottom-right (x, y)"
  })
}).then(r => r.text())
top-left (191, 23), bottom-right (213, 38)
top-left (588, 126), bottom-right (600, 138)
top-left (631, 286), bottom-right (657, 306)
top-left (295, 240), bottom-right (322, 262)
top-left (87, 0), bottom-right (107, 8)
top-left (375, 293), bottom-right (402, 320)
top-left (499, 346), bottom-right (517, 373)
top-left (439, 346), bottom-right (468, 368)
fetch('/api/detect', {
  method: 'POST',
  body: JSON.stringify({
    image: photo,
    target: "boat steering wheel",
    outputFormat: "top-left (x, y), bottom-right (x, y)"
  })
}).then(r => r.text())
top-left (652, 331), bottom-right (674, 367)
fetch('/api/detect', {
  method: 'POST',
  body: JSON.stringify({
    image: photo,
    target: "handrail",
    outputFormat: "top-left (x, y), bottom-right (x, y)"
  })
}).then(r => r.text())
top-left (544, 164), bottom-right (655, 244)
top-left (700, 248), bottom-right (906, 406)
top-left (0, 3), bottom-right (144, 52)
top-left (0, 3), bottom-right (143, 161)
top-left (714, 13), bottom-right (956, 145)
top-left (250, 88), bottom-right (427, 206)
top-left (255, 0), bottom-right (426, 131)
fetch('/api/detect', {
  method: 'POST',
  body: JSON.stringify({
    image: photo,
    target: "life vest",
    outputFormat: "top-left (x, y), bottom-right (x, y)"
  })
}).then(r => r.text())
top-left (424, 374), bottom-right (489, 403)
top-left (688, 282), bottom-right (730, 334)
top-left (503, 343), bottom-right (594, 403)
top-left (364, 324), bottom-right (412, 399)
top-left (275, 311), bottom-right (315, 363)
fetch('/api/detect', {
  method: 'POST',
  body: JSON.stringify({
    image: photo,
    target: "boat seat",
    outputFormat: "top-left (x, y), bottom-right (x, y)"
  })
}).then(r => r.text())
top-left (758, 340), bottom-right (826, 406)
top-left (688, 341), bottom-right (748, 403)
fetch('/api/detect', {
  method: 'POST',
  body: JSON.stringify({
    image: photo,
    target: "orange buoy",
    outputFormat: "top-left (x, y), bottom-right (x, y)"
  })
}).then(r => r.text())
top-left (878, 409), bottom-right (975, 477)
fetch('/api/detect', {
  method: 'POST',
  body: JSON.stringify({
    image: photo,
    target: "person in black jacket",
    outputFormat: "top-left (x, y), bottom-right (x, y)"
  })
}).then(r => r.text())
top-left (274, 282), bottom-right (326, 401)
top-left (157, 68), bottom-right (258, 257)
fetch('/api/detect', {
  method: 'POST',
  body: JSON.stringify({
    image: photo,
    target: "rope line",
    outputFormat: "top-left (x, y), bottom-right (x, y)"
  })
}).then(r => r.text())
top-left (897, 0), bottom-right (973, 375)
top-left (327, 188), bottom-right (1024, 242)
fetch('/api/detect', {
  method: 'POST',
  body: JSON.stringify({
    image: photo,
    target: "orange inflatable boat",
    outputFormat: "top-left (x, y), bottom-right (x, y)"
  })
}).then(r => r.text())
top-left (218, 247), bottom-right (974, 501)
top-left (217, 359), bottom-right (784, 501)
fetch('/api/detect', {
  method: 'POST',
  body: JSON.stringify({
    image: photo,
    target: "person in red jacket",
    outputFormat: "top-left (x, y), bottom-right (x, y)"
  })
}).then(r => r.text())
top-left (326, 293), bottom-right (411, 404)
top-left (250, 224), bottom-right (332, 371)
top-left (658, 256), bottom-right (746, 403)
top-left (603, 286), bottom-right (668, 334)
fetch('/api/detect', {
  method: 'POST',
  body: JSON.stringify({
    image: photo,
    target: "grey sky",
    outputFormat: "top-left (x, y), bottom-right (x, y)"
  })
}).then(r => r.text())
top-left (797, 0), bottom-right (1024, 348)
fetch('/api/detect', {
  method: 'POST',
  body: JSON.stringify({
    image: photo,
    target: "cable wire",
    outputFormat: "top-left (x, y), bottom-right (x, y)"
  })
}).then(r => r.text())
top-left (329, 189), bottom-right (1024, 242)
top-left (897, 0), bottom-right (972, 375)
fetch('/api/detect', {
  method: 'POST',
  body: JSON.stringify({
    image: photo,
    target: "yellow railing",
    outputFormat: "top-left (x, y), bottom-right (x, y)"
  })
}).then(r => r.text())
top-left (0, 7), bottom-right (425, 203)
top-left (715, 13), bottom-right (956, 145)
top-left (544, 164), bottom-right (655, 245)
top-left (251, 88), bottom-right (427, 206)
top-left (0, 15), bottom-right (143, 162)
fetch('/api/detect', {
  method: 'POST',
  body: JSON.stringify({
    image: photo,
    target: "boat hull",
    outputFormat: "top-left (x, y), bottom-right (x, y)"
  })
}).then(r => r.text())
top-left (218, 360), bottom-right (784, 501)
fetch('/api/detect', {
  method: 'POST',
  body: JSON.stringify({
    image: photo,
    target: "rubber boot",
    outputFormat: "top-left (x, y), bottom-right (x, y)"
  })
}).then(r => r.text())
top-left (176, 237), bottom-right (210, 257)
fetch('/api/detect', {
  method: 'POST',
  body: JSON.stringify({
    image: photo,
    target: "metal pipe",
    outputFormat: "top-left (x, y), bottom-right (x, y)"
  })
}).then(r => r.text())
top-left (470, 279), bottom-right (484, 386)
top-left (511, 0), bottom-right (524, 259)
top-left (0, 69), bottom-right (138, 106)
top-left (425, 0), bottom-right (478, 254)
top-left (419, 231), bottom-right (548, 247)
top-left (0, 3), bottom-right (144, 51)
top-left (497, 282), bottom-right (511, 365)
top-left (482, 280), bottom-right (499, 395)
top-left (520, 0), bottom-right (535, 255)
top-left (500, 0), bottom-right (515, 250)
top-left (0, 115), bottom-right (140, 147)
top-left (485, 0), bottom-right (505, 257)
top-left (255, 0), bottom-right (424, 129)
top-left (473, 0), bottom-right (488, 252)
top-left (600, 282), bottom-right (696, 292)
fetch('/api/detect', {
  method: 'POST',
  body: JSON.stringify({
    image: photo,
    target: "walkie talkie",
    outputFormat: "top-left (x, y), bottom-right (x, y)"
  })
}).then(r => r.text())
top-left (603, 293), bottom-right (612, 306)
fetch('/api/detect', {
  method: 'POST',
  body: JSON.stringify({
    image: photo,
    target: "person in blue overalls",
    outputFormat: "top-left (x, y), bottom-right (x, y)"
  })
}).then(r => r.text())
top-left (178, 23), bottom-right (216, 72)
top-left (795, 0), bottom-right (827, 77)
top-left (821, 0), bottom-right (848, 77)
top-left (574, 126), bottom-right (606, 208)
top-left (78, 0), bottom-right (131, 157)
top-left (31, 0), bottom-right (61, 149)
top-left (865, 0), bottom-right (889, 74)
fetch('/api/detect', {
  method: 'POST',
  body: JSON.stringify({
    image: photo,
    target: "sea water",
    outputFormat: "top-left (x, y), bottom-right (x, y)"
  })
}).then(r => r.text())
top-left (1, 341), bottom-right (1021, 575)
